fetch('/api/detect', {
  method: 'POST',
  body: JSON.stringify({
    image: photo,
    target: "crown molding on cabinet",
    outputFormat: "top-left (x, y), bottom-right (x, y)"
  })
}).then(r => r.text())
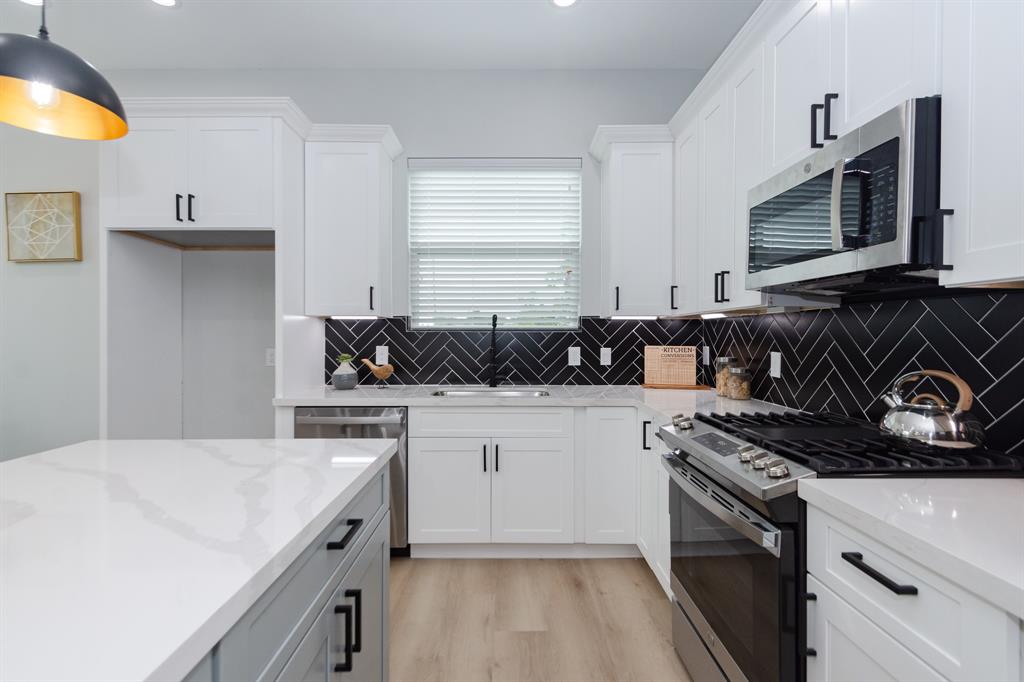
top-left (668, 0), bottom-right (796, 135)
top-left (121, 97), bottom-right (314, 137)
top-left (588, 124), bottom-right (674, 162)
top-left (306, 124), bottom-right (404, 159)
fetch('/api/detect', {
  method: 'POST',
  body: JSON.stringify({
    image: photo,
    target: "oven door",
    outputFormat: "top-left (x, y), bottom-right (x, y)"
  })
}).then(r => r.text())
top-left (664, 456), bottom-right (797, 682)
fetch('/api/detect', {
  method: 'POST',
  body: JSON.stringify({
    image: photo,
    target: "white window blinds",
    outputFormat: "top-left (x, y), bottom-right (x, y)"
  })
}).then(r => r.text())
top-left (408, 159), bottom-right (582, 330)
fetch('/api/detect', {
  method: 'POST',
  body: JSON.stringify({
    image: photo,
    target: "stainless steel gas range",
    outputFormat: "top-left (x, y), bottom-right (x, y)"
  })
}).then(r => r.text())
top-left (658, 410), bottom-right (1024, 682)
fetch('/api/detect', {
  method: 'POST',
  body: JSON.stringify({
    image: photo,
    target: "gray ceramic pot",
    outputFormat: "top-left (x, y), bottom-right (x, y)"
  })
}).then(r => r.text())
top-left (331, 361), bottom-right (358, 390)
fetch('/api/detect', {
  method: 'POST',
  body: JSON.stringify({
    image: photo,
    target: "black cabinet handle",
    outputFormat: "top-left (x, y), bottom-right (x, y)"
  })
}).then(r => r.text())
top-left (175, 194), bottom-right (183, 222)
top-left (495, 443), bottom-right (500, 472)
top-left (333, 604), bottom-right (354, 673)
top-left (713, 272), bottom-right (721, 303)
top-left (186, 193), bottom-right (195, 222)
top-left (344, 589), bottom-right (362, 652)
top-left (720, 270), bottom-right (730, 303)
top-left (804, 592), bottom-right (817, 601)
top-left (811, 103), bottom-right (824, 148)
top-left (615, 286), bottom-right (620, 311)
top-left (642, 420), bottom-right (651, 450)
top-left (483, 443), bottom-right (487, 472)
top-left (841, 552), bottom-right (918, 595)
top-left (806, 648), bottom-right (818, 657)
top-left (670, 285), bottom-right (678, 310)
top-left (369, 286), bottom-right (374, 311)
top-left (824, 93), bottom-right (839, 140)
top-left (326, 518), bottom-right (363, 550)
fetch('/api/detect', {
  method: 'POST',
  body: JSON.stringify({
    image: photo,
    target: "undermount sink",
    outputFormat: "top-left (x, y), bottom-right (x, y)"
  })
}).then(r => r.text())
top-left (431, 389), bottom-right (550, 398)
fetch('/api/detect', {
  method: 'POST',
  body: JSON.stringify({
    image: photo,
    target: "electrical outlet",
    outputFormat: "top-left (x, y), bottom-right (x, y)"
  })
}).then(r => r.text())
top-left (703, 345), bottom-right (710, 365)
top-left (264, 348), bottom-right (275, 367)
top-left (376, 346), bottom-right (389, 365)
top-left (600, 347), bottom-right (612, 366)
top-left (770, 351), bottom-right (782, 379)
top-left (568, 347), bottom-right (581, 366)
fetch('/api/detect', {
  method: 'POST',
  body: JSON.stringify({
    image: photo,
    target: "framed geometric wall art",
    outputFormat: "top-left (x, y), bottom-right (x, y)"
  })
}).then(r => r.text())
top-left (4, 191), bottom-right (82, 262)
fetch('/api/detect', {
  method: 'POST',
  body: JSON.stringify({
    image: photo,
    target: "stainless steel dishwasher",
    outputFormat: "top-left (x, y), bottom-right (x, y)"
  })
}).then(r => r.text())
top-left (294, 407), bottom-right (408, 554)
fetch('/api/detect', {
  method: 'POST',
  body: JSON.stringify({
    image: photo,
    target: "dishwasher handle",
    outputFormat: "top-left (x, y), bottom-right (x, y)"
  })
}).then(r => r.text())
top-left (295, 415), bottom-right (404, 427)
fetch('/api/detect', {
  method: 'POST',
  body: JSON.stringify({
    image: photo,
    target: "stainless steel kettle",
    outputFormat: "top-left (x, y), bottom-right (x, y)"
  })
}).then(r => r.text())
top-left (880, 369), bottom-right (985, 448)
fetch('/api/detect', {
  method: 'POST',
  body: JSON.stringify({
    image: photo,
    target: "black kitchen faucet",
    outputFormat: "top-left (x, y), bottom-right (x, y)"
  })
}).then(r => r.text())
top-left (488, 314), bottom-right (505, 388)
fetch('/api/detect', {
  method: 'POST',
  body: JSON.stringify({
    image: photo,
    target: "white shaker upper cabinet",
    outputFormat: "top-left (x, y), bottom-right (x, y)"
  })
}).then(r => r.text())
top-left (673, 121), bottom-right (701, 316)
top-left (186, 118), bottom-right (274, 229)
top-left (940, 0), bottom-right (1024, 287)
top-left (828, 0), bottom-right (940, 137)
top-left (591, 127), bottom-right (675, 317)
top-left (763, 0), bottom-right (832, 176)
top-left (100, 118), bottom-right (189, 229)
top-left (698, 88), bottom-right (735, 312)
top-left (304, 127), bottom-right (401, 317)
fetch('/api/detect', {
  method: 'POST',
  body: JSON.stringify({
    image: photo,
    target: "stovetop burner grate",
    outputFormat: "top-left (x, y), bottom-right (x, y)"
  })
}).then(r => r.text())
top-left (694, 411), bottom-right (1024, 476)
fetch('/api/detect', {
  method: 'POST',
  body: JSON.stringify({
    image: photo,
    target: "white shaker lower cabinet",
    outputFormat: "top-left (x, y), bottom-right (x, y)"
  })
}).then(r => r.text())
top-left (940, 0), bottom-right (1024, 287)
top-left (408, 437), bottom-right (492, 543)
top-left (584, 407), bottom-right (637, 544)
top-left (637, 433), bottom-right (672, 596)
top-left (490, 437), bottom-right (573, 543)
top-left (805, 505), bottom-right (1021, 681)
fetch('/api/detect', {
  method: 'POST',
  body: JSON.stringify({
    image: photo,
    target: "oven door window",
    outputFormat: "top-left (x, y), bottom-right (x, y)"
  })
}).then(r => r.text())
top-left (670, 482), bottom-right (783, 682)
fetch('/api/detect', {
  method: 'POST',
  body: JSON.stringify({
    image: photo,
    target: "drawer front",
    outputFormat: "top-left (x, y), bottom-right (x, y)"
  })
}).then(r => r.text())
top-left (220, 470), bottom-right (387, 681)
top-left (409, 407), bottom-right (572, 438)
top-left (807, 505), bottom-right (1019, 681)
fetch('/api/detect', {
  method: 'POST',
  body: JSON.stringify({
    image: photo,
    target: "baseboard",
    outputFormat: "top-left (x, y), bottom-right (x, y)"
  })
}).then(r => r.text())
top-left (409, 543), bottom-right (642, 559)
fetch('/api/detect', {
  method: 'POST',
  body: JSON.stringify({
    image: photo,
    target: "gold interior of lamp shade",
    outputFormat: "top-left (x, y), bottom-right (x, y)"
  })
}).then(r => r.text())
top-left (0, 74), bottom-right (127, 140)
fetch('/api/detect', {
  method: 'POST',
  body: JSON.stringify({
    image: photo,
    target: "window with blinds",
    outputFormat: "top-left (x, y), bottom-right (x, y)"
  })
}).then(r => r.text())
top-left (408, 159), bottom-right (582, 330)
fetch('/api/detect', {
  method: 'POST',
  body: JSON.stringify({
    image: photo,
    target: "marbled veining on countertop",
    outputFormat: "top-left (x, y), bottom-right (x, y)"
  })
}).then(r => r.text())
top-left (0, 438), bottom-right (397, 682)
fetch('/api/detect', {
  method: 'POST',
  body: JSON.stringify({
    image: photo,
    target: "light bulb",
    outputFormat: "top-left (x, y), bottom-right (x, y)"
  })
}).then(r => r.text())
top-left (28, 81), bottom-right (56, 108)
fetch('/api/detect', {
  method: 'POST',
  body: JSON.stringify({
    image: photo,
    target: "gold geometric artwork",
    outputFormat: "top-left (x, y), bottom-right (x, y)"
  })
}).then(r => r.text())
top-left (5, 191), bottom-right (82, 262)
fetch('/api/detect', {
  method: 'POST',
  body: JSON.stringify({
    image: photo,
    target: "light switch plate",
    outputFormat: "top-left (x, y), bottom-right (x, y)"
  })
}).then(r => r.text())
top-left (600, 347), bottom-right (612, 366)
top-left (568, 347), bottom-right (581, 366)
top-left (376, 346), bottom-right (389, 365)
top-left (265, 348), bottom-right (275, 367)
top-left (703, 346), bottom-right (710, 365)
top-left (770, 351), bottom-right (782, 378)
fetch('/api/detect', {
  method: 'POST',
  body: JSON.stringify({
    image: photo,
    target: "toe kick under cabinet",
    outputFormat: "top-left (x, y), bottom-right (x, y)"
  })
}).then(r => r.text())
top-left (185, 469), bottom-right (390, 682)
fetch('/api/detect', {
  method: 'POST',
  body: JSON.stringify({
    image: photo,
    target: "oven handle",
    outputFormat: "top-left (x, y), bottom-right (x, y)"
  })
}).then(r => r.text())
top-left (829, 158), bottom-right (845, 251)
top-left (663, 457), bottom-right (782, 558)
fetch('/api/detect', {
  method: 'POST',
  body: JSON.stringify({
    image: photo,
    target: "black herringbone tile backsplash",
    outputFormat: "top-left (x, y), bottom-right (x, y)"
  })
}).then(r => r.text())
top-left (324, 292), bottom-right (1024, 453)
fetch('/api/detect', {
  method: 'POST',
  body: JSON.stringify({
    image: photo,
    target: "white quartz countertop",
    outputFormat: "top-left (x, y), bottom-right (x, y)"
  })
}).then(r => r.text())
top-left (274, 384), bottom-right (782, 422)
top-left (799, 477), bottom-right (1024, 618)
top-left (0, 438), bottom-right (397, 682)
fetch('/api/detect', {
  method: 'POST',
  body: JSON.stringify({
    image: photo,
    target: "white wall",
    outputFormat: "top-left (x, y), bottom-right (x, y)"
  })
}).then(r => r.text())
top-left (107, 68), bottom-right (703, 314)
top-left (0, 128), bottom-right (101, 461)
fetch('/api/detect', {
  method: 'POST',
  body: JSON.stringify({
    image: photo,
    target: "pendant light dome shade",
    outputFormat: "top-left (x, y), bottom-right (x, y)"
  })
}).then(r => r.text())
top-left (0, 32), bottom-right (127, 140)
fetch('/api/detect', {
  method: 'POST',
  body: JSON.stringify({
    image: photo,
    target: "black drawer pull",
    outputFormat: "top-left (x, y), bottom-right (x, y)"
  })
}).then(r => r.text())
top-left (333, 604), bottom-right (354, 673)
top-left (841, 551), bottom-right (918, 595)
top-left (326, 518), bottom-right (363, 550)
top-left (345, 589), bottom-right (362, 652)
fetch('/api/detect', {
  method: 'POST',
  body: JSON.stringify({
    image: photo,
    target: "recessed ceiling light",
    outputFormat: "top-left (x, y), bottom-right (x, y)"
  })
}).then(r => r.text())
top-left (151, 0), bottom-right (177, 6)
top-left (552, 0), bottom-right (578, 7)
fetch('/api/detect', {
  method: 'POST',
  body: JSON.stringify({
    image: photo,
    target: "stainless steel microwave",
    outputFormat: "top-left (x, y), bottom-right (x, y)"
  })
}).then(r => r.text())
top-left (746, 97), bottom-right (945, 297)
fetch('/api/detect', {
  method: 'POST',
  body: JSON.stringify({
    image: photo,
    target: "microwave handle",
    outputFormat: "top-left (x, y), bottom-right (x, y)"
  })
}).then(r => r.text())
top-left (829, 158), bottom-right (846, 251)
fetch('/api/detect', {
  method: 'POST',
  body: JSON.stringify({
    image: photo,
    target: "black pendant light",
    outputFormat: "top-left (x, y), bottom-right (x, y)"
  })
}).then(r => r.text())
top-left (0, 0), bottom-right (127, 140)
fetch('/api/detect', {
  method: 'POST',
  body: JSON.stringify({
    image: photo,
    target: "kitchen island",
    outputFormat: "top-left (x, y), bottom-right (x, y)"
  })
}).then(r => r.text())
top-left (0, 438), bottom-right (397, 682)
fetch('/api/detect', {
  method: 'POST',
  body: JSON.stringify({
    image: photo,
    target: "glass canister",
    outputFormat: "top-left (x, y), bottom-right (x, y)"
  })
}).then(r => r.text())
top-left (726, 366), bottom-right (753, 400)
top-left (714, 356), bottom-right (737, 393)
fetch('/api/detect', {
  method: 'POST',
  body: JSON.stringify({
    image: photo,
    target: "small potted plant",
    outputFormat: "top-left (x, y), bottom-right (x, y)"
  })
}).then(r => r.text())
top-left (331, 353), bottom-right (359, 390)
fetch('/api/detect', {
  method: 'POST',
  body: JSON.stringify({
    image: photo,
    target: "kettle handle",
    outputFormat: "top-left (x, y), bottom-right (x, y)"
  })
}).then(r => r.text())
top-left (892, 370), bottom-right (973, 413)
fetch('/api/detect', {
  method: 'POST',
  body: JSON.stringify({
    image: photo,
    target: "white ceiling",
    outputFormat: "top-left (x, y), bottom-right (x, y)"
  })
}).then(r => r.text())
top-left (0, 0), bottom-right (759, 71)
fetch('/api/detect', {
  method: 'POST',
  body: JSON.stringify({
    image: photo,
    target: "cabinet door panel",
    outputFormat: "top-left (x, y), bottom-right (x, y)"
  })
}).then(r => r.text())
top-left (764, 0), bottom-right (831, 175)
top-left (699, 90), bottom-right (734, 310)
top-left (674, 122), bottom-right (701, 315)
top-left (339, 516), bottom-right (388, 682)
top-left (305, 142), bottom-right (383, 316)
top-left (653, 460), bottom-right (671, 594)
top-left (408, 438), bottom-right (490, 543)
top-left (188, 117), bottom-right (274, 228)
top-left (583, 408), bottom-right (637, 544)
top-left (940, 0), bottom-right (1024, 286)
top-left (100, 118), bottom-right (188, 228)
top-left (829, 0), bottom-right (940, 136)
top-left (637, 449), bottom-right (657, 565)
top-left (491, 438), bottom-right (572, 543)
top-left (275, 601), bottom-right (332, 682)
top-left (606, 142), bottom-right (674, 315)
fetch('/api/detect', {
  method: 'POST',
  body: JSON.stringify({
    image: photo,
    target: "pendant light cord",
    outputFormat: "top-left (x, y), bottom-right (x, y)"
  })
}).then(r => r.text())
top-left (38, 0), bottom-right (49, 41)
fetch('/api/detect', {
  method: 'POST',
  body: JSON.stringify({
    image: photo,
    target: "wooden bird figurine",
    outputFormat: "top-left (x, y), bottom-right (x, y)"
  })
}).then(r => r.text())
top-left (361, 358), bottom-right (395, 383)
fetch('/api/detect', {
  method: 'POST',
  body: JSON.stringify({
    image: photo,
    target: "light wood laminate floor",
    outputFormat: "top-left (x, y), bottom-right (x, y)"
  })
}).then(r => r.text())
top-left (389, 558), bottom-right (691, 682)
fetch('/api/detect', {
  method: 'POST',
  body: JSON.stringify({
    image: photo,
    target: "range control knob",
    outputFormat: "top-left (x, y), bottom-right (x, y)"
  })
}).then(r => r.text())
top-left (751, 452), bottom-right (772, 469)
top-left (766, 459), bottom-right (790, 478)
top-left (672, 415), bottom-right (694, 430)
top-left (739, 447), bottom-right (761, 463)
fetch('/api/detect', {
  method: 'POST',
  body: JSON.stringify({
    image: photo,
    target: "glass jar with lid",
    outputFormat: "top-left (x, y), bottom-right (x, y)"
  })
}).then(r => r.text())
top-left (714, 356), bottom-right (737, 393)
top-left (726, 366), bottom-right (752, 400)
